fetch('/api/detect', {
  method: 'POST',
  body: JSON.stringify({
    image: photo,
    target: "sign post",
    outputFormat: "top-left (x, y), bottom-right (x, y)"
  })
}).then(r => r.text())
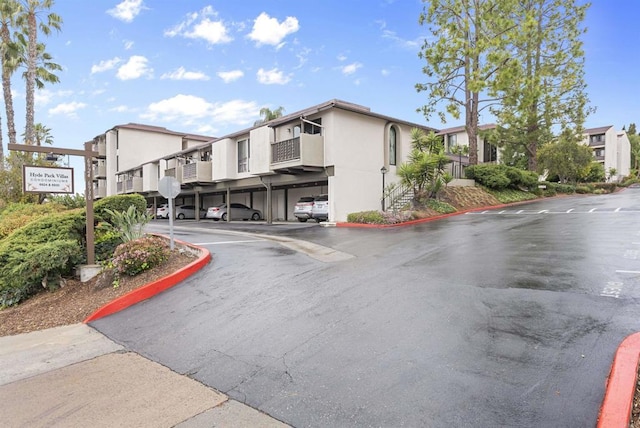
top-left (8, 142), bottom-right (99, 267)
top-left (158, 176), bottom-right (181, 250)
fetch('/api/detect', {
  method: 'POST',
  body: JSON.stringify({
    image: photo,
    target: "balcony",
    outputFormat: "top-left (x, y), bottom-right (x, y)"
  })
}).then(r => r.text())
top-left (92, 141), bottom-right (106, 157)
top-left (182, 161), bottom-right (212, 183)
top-left (271, 134), bottom-right (324, 173)
top-left (94, 186), bottom-right (106, 199)
top-left (164, 166), bottom-right (183, 182)
top-left (116, 177), bottom-right (143, 194)
top-left (93, 164), bottom-right (106, 178)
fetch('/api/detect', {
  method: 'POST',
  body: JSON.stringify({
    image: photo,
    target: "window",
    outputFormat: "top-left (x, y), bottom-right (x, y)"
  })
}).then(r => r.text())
top-left (389, 127), bottom-right (397, 166)
top-left (590, 134), bottom-right (604, 144)
top-left (293, 125), bottom-right (301, 138)
top-left (238, 139), bottom-right (250, 173)
top-left (447, 134), bottom-right (457, 151)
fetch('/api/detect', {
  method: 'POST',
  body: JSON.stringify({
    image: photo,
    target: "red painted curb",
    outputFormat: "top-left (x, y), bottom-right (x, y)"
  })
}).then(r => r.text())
top-left (597, 332), bottom-right (640, 427)
top-left (336, 199), bottom-right (537, 229)
top-left (83, 236), bottom-right (211, 323)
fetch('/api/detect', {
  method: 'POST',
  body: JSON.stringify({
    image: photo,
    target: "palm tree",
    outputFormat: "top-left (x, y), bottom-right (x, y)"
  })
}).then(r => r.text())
top-left (17, 0), bottom-right (61, 145)
top-left (21, 122), bottom-right (52, 146)
top-left (254, 106), bottom-right (285, 126)
top-left (0, 0), bottom-right (22, 157)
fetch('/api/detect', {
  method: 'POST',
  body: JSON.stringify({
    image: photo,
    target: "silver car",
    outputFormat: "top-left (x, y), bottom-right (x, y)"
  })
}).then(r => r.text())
top-left (175, 205), bottom-right (207, 220)
top-left (294, 196), bottom-right (315, 222)
top-left (311, 194), bottom-right (328, 221)
top-left (206, 203), bottom-right (262, 221)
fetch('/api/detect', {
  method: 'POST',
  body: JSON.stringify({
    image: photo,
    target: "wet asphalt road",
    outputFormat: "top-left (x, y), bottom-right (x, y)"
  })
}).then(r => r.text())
top-left (93, 189), bottom-right (640, 427)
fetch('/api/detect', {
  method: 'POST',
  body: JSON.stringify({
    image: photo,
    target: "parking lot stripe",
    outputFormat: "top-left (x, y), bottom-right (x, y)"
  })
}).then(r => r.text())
top-left (195, 240), bottom-right (264, 245)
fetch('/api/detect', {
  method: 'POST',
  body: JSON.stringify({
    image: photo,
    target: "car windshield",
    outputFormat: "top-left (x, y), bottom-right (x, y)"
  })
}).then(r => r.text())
top-left (298, 197), bottom-right (314, 203)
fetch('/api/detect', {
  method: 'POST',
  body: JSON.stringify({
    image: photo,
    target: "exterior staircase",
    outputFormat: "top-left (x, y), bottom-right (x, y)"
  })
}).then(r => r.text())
top-left (383, 184), bottom-right (414, 212)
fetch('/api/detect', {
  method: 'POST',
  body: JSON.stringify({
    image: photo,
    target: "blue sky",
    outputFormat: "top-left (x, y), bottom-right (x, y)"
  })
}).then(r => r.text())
top-left (4, 0), bottom-right (639, 191)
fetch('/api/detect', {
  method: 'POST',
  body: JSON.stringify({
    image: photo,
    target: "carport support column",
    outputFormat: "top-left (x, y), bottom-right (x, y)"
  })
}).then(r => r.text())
top-left (195, 189), bottom-right (200, 222)
top-left (226, 187), bottom-right (231, 223)
top-left (266, 181), bottom-right (272, 224)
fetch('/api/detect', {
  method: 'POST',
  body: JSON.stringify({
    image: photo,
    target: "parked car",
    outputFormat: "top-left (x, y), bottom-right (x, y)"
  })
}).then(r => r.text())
top-left (206, 203), bottom-right (262, 221)
top-left (311, 194), bottom-right (328, 222)
top-left (156, 203), bottom-right (170, 219)
top-left (294, 196), bottom-right (316, 222)
top-left (175, 205), bottom-right (207, 220)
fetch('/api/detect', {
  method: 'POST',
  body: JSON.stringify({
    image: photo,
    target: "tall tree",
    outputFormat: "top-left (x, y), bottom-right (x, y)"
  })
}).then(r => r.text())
top-left (416, 0), bottom-right (515, 165)
top-left (490, 0), bottom-right (591, 171)
top-left (21, 122), bottom-right (52, 145)
top-left (254, 106), bottom-right (285, 126)
top-left (17, 0), bottom-right (61, 145)
top-left (0, 0), bottom-right (22, 163)
top-left (537, 133), bottom-right (593, 183)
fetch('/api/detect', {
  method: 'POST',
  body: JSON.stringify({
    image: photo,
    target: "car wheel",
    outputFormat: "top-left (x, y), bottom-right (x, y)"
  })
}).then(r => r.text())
top-left (297, 218), bottom-right (307, 222)
top-left (221, 213), bottom-right (227, 221)
top-left (251, 213), bottom-right (260, 221)
top-left (177, 213), bottom-right (185, 220)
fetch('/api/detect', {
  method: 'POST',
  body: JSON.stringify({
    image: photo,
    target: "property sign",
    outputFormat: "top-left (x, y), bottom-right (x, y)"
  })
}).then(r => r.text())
top-left (23, 165), bottom-right (74, 194)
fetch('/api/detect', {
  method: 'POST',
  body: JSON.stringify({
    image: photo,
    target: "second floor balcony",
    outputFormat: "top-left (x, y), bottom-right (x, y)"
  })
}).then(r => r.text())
top-left (271, 133), bottom-right (324, 172)
top-left (182, 161), bottom-right (212, 183)
top-left (116, 177), bottom-right (143, 194)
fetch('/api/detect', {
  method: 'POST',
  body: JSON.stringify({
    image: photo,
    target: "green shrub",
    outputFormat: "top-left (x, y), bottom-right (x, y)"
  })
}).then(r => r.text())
top-left (94, 194), bottom-right (147, 224)
top-left (575, 185), bottom-right (592, 194)
top-left (465, 165), bottom-right (510, 189)
top-left (543, 188), bottom-right (557, 197)
top-left (104, 205), bottom-right (151, 242)
top-left (555, 184), bottom-right (575, 194)
top-left (426, 199), bottom-right (456, 214)
top-left (95, 225), bottom-right (123, 262)
top-left (0, 210), bottom-right (85, 306)
top-left (0, 202), bottom-right (68, 239)
top-left (111, 235), bottom-right (170, 277)
top-left (487, 188), bottom-right (538, 204)
top-left (347, 211), bottom-right (386, 224)
top-left (621, 177), bottom-right (640, 187)
top-left (591, 182), bottom-right (617, 193)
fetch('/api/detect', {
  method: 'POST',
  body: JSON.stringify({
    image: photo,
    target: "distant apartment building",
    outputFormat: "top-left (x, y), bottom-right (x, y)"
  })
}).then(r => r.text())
top-left (582, 126), bottom-right (630, 182)
top-left (91, 124), bottom-right (213, 199)
top-left (91, 100), bottom-right (436, 222)
top-left (436, 124), bottom-right (498, 178)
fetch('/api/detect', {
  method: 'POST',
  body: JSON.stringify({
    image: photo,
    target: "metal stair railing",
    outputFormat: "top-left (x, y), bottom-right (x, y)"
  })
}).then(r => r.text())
top-left (383, 183), bottom-right (415, 212)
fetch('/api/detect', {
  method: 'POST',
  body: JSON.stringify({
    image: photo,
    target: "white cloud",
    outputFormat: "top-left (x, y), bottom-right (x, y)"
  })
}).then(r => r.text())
top-left (165, 6), bottom-right (232, 45)
top-left (140, 94), bottom-right (259, 127)
top-left (35, 89), bottom-right (73, 106)
top-left (382, 29), bottom-right (421, 50)
top-left (124, 40), bottom-right (134, 50)
top-left (110, 105), bottom-right (132, 113)
top-left (341, 62), bottom-right (362, 75)
top-left (337, 54), bottom-right (347, 62)
top-left (48, 101), bottom-right (87, 117)
top-left (91, 57), bottom-right (122, 74)
top-left (248, 12), bottom-right (299, 47)
top-left (217, 70), bottom-right (244, 83)
top-left (107, 0), bottom-right (144, 23)
top-left (161, 67), bottom-right (209, 81)
top-left (381, 69), bottom-right (390, 76)
top-left (256, 68), bottom-right (291, 85)
top-left (116, 56), bottom-right (153, 80)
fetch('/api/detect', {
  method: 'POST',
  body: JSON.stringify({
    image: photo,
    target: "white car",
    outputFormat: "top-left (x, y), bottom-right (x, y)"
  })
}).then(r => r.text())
top-left (206, 203), bottom-right (262, 221)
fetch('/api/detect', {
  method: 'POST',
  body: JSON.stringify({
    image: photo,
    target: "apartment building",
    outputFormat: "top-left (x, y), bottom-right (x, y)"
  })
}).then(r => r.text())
top-left (94, 99), bottom-right (436, 222)
top-left (436, 124), bottom-right (498, 178)
top-left (582, 126), bottom-right (630, 182)
top-left (92, 124), bottom-right (213, 199)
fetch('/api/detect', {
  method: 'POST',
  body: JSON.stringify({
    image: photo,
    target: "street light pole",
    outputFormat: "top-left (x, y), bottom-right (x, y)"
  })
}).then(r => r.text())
top-left (380, 166), bottom-right (388, 211)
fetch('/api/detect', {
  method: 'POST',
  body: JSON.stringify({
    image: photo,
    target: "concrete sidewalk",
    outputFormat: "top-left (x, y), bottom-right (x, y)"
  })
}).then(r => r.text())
top-left (0, 323), bottom-right (289, 428)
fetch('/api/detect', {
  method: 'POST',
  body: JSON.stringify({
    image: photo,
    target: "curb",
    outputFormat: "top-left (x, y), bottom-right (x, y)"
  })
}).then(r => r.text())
top-left (83, 235), bottom-right (211, 323)
top-left (336, 199), bottom-right (537, 229)
top-left (597, 332), bottom-right (640, 427)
